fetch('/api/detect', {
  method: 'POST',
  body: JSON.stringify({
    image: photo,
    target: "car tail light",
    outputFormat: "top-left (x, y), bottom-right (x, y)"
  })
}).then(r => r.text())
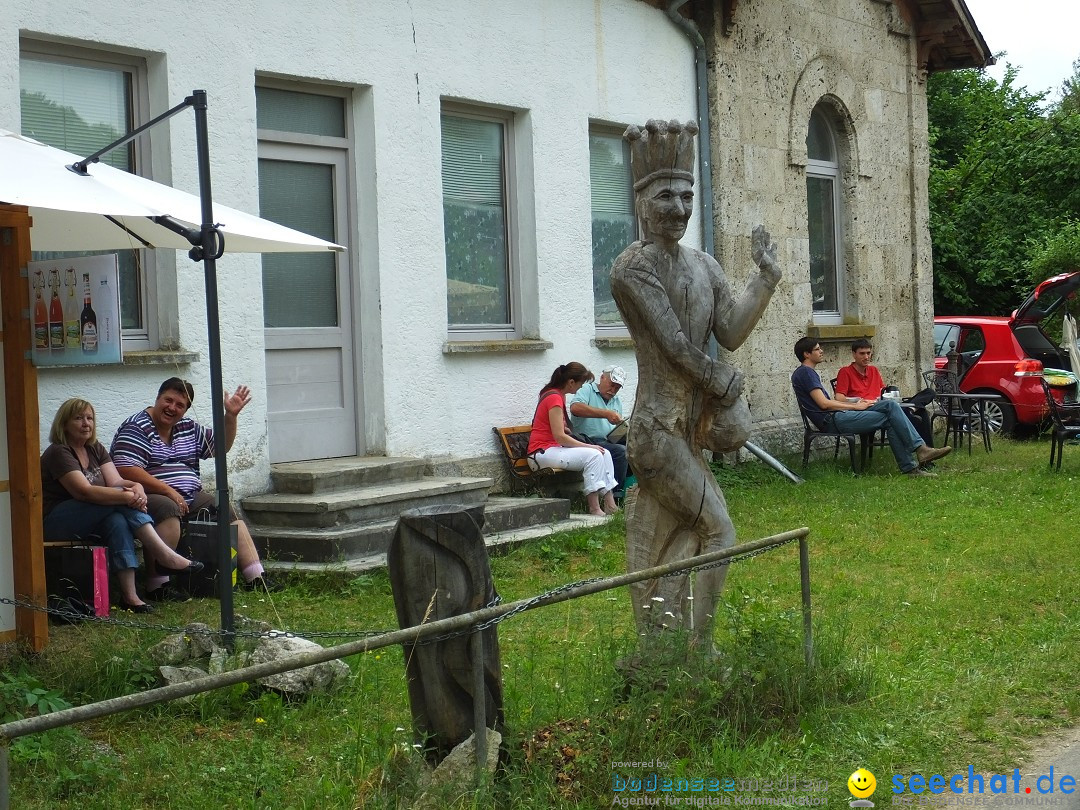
top-left (1014, 359), bottom-right (1044, 377)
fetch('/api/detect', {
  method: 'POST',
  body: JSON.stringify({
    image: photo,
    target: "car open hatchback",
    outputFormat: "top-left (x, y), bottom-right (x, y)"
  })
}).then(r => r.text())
top-left (933, 271), bottom-right (1080, 434)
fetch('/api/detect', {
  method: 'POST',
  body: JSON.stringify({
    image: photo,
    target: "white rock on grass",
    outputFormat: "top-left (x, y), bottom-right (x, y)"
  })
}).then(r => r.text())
top-left (249, 634), bottom-right (350, 696)
top-left (148, 622), bottom-right (221, 666)
top-left (413, 730), bottom-right (502, 809)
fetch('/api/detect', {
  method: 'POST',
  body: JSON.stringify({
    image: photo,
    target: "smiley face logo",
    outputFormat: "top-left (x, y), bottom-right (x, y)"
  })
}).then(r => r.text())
top-left (848, 768), bottom-right (877, 799)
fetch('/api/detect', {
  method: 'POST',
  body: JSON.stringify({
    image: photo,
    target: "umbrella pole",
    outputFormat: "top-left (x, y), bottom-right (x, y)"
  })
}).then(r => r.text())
top-left (65, 89), bottom-right (308, 649)
top-left (191, 90), bottom-right (236, 650)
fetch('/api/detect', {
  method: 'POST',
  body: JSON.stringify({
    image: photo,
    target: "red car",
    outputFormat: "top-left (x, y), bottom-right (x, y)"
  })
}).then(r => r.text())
top-left (933, 271), bottom-right (1080, 434)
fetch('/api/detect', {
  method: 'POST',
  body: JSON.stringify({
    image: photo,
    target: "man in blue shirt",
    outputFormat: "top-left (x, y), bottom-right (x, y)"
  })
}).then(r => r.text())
top-left (791, 337), bottom-right (951, 476)
top-left (569, 365), bottom-right (629, 496)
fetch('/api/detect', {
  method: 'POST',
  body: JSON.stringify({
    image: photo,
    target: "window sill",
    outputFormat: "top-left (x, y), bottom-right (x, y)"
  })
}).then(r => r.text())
top-left (593, 336), bottom-right (635, 349)
top-left (122, 349), bottom-right (200, 366)
top-left (442, 338), bottom-right (553, 354)
top-left (806, 324), bottom-right (876, 343)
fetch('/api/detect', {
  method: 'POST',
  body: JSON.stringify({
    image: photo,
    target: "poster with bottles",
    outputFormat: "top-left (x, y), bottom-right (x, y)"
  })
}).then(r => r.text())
top-left (28, 254), bottom-right (122, 367)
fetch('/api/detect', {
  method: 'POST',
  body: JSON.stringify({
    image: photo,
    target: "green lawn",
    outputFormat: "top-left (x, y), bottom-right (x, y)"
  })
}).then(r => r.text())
top-left (5, 436), bottom-right (1080, 808)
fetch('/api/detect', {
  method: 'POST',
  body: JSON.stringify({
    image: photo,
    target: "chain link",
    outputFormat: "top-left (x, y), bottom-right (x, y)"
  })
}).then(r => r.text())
top-left (4, 536), bottom-right (796, 645)
top-left (0, 596), bottom-right (394, 641)
top-left (414, 535), bottom-right (798, 646)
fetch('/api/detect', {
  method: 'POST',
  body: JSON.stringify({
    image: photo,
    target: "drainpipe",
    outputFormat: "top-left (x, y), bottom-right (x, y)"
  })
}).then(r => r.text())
top-left (907, 30), bottom-right (925, 381)
top-left (664, 2), bottom-right (802, 484)
top-left (664, 1), bottom-right (715, 255)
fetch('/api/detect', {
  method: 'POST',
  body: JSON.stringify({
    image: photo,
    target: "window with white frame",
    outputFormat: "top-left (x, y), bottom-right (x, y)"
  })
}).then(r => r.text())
top-left (589, 129), bottom-right (636, 330)
top-left (440, 107), bottom-right (518, 337)
top-left (806, 105), bottom-right (844, 323)
top-left (20, 43), bottom-right (155, 345)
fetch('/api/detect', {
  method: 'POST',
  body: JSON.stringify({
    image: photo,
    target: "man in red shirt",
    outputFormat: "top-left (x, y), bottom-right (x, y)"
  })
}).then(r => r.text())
top-left (834, 339), bottom-right (883, 402)
top-left (834, 338), bottom-right (934, 446)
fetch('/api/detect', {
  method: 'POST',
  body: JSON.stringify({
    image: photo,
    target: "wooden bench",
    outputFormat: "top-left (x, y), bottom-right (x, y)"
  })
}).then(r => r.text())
top-left (492, 425), bottom-right (580, 496)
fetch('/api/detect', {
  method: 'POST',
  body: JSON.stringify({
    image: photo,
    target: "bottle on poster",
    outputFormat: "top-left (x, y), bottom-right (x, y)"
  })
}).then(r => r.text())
top-left (80, 272), bottom-right (98, 354)
top-left (63, 267), bottom-right (80, 350)
top-left (33, 270), bottom-right (48, 352)
top-left (48, 268), bottom-right (64, 352)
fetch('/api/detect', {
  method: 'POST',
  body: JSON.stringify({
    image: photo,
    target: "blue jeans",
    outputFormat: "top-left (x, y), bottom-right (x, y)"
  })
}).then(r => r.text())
top-left (831, 399), bottom-right (925, 473)
top-left (43, 500), bottom-right (154, 572)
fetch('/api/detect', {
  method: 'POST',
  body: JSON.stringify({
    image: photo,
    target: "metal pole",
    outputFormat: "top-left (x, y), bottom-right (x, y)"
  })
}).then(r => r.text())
top-left (0, 527), bottom-right (808, 743)
top-left (471, 630), bottom-right (487, 790)
top-left (799, 535), bottom-right (813, 669)
top-left (0, 744), bottom-right (9, 810)
top-left (190, 89), bottom-right (235, 649)
top-left (68, 96), bottom-right (195, 175)
top-left (743, 441), bottom-right (804, 484)
top-left (664, 0), bottom-right (713, 254)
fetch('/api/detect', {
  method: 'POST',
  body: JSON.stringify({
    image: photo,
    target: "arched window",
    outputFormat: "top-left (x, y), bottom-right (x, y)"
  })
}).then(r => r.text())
top-left (806, 105), bottom-right (844, 322)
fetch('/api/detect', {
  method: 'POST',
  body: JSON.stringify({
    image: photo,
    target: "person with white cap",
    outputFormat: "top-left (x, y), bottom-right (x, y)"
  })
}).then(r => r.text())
top-left (569, 365), bottom-right (629, 497)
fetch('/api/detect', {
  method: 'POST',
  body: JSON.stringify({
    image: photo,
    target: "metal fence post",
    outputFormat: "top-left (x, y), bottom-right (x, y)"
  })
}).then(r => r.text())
top-left (471, 628), bottom-right (487, 790)
top-left (799, 535), bottom-right (813, 669)
top-left (0, 742), bottom-right (10, 810)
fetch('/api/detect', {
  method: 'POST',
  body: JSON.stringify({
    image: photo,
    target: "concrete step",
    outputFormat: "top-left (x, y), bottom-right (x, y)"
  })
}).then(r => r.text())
top-left (251, 495), bottom-right (571, 563)
top-left (242, 476), bottom-right (493, 528)
top-left (482, 496), bottom-right (571, 533)
top-left (269, 456), bottom-right (427, 494)
top-left (262, 512), bottom-right (613, 576)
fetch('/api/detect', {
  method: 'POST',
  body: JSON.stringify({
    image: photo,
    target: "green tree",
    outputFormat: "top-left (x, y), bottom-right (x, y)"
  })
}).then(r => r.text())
top-left (928, 63), bottom-right (1080, 314)
top-left (1058, 57), bottom-right (1080, 117)
top-left (1028, 219), bottom-right (1080, 282)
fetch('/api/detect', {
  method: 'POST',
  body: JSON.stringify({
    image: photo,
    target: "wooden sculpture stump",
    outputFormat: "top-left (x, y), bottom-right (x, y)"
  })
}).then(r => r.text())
top-left (387, 504), bottom-right (504, 763)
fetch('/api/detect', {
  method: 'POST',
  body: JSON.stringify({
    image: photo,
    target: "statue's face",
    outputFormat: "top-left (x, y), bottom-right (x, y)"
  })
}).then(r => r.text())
top-left (639, 178), bottom-right (694, 243)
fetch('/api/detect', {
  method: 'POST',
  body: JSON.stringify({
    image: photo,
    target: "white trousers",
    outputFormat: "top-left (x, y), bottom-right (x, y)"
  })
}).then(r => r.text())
top-left (532, 445), bottom-right (618, 495)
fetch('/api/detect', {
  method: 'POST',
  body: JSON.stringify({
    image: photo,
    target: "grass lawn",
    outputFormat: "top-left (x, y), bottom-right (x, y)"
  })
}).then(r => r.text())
top-left (5, 435), bottom-right (1080, 808)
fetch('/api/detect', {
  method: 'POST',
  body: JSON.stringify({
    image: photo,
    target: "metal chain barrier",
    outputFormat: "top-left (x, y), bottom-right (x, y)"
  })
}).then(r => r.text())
top-left (0, 535), bottom-right (797, 645)
top-left (0, 595), bottom-right (394, 640)
top-left (413, 534), bottom-right (799, 646)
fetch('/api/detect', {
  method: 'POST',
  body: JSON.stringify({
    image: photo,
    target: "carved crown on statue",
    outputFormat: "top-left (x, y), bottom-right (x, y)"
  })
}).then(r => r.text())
top-left (623, 119), bottom-right (698, 191)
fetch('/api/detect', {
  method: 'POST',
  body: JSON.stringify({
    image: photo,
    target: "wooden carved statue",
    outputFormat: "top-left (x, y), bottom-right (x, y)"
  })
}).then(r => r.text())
top-left (387, 504), bottom-right (504, 763)
top-left (610, 119), bottom-right (782, 647)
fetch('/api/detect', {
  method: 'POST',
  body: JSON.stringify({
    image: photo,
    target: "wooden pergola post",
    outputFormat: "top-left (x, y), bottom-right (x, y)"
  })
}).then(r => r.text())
top-left (0, 204), bottom-right (46, 650)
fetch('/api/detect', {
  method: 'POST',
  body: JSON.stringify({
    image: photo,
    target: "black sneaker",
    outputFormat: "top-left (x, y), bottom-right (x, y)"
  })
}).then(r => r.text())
top-left (146, 583), bottom-right (193, 603)
top-left (240, 574), bottom-right (283, 594)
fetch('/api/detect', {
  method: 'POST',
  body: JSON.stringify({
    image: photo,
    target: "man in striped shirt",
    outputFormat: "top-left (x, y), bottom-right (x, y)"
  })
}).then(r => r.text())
top-left (111, 377), bottom-right (276, 599)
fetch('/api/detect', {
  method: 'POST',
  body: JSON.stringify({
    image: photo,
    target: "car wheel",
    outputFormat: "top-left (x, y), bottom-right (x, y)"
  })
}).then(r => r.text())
top-left (977, 396), bottom-right (1016, 436)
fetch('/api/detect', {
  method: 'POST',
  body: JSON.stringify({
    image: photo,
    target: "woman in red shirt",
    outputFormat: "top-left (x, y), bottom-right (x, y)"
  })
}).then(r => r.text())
top-left (528, 363), bottom-right (619, 516)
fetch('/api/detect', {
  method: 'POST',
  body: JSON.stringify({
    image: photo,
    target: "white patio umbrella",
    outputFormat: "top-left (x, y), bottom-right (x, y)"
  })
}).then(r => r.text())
top-left (0, 94), bottom-right (343, 643)
top-left (0, 127), bottom-right (343, 254)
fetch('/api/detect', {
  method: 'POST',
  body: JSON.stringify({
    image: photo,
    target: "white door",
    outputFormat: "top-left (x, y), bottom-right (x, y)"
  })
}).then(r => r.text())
top-left (259, 143), bottom-right (358, 462)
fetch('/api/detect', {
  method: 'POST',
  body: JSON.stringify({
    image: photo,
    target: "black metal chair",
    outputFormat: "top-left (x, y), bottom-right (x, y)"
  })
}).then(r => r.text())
top-left (923, 369), bottom-right (976, 449)
top-left (797, 403), bottom-right (872, 473)
top-left (1041, 378), bottom-right (1080, 469)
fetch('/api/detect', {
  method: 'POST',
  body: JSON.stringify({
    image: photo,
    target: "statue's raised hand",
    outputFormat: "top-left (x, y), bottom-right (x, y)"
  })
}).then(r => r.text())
top-left (751, 225), bottom-right (780, 287)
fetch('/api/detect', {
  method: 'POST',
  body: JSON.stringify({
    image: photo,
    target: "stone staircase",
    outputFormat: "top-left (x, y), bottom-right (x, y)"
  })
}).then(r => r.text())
top-left (242, 456), bottom-right (603, 573)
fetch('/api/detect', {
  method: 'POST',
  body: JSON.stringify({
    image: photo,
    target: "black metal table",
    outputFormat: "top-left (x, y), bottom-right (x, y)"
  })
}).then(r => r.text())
top-left (933, 391), bottom-right (998, 454)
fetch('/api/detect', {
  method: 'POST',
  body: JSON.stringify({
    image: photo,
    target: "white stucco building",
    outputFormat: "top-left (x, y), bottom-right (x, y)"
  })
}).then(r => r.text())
top-left (2, 0), bottom-right (707, 499)
top-left (0, 0), bottom-right (990, 644)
